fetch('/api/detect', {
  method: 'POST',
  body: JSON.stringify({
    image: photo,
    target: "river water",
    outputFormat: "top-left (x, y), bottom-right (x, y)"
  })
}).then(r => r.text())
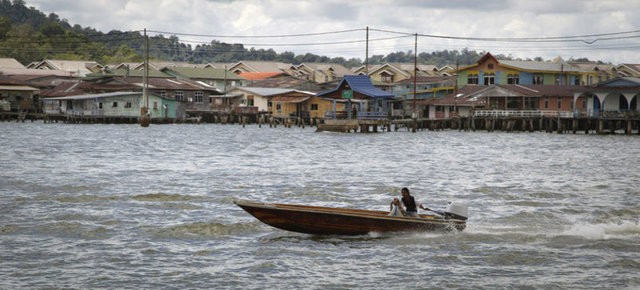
top-left (1, 122), bottom-right (638, 289)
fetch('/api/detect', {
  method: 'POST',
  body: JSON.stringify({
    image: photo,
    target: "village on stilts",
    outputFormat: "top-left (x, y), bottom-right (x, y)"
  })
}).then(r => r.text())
top-left (2, 52), bottom-right (640, 135)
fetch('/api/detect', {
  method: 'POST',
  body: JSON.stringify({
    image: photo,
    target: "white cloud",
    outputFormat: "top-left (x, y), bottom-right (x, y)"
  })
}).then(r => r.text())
top-left (24, 0), bottom-right (640, 63)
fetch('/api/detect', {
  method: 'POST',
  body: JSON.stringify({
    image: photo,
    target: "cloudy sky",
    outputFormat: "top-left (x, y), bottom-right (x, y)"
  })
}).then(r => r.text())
top-left (25, 0), bottom-right (640, 64)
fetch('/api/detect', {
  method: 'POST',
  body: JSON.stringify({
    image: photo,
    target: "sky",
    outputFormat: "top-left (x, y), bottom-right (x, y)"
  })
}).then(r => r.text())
top-left (24, 0), bottom-right (640, 64)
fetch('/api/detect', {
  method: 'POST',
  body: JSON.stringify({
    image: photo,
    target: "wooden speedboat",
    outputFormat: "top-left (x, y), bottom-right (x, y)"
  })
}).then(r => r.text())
top-left (233, 199), bottom-right (467, 235)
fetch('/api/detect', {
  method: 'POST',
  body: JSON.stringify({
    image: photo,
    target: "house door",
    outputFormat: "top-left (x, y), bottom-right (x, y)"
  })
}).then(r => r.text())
top-left (592, 97), bottom-right (601, 117)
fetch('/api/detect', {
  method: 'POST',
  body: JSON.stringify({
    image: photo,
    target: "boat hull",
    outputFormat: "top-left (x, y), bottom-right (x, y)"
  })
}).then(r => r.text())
top-left (234, 199), bottom-right (466, 235)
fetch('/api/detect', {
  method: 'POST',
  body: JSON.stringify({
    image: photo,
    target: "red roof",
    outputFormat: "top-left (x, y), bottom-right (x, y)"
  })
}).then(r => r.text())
top-left (239, 72), bottom-right (285, 80)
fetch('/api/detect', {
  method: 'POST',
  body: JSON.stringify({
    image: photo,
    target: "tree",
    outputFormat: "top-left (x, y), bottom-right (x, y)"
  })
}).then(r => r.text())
top-left (40, 21), bottom-right (64, 37)
top-left (0, 16), bottom-right (10, 40)
top-left (2, 24), bottom-right (44, 63)
top-left (102, 44), bottom-right (142, 64)
top-left (0, 0), bottom-right (602, 68)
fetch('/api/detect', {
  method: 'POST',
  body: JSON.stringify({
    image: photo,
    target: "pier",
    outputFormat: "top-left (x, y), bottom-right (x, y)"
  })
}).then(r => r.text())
top-left (2, 110), bottom-right (639, 135)
top-left (391, 110), bottom-right (640, 135)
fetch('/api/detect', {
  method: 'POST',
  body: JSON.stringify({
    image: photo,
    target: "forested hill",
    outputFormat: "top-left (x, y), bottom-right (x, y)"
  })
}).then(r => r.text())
top-left (0, 0), bottom-right (595, 67)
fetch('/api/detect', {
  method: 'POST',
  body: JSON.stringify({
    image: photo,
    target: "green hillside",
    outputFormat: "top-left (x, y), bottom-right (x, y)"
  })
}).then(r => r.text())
top-left (0, 0), bottom-right (596, 67)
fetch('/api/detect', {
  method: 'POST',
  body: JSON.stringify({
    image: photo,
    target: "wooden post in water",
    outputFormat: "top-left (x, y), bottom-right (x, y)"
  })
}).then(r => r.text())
top-left (597, 119), bottom-right (604, 134)
top-left (471, 116), bottom-right (476, 131)
top-left (557, 118), bottom-right (563, 134)
top-left (529, 119), bottom-right (534, 132)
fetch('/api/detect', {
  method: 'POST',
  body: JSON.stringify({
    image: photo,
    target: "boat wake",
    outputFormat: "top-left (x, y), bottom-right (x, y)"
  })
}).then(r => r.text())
top-left (151, 221), bottom-right (263, 239)
top-left (559, 220), bottom-right (640, 240)
top-left (463, 219), bottom-right (640, 243)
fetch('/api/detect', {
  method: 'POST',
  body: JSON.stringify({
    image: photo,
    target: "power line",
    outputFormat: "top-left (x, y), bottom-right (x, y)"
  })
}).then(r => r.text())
top-left (4, 25), bottom-right (640, 63)
top-left (369, 27), bottom-right (640, 44)
top-left (180, 35), bottom-right (412, 47)
top-left (145, 28), bottom-right (365, 39)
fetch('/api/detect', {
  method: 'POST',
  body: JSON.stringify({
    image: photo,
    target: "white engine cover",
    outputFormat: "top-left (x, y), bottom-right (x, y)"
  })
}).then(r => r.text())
top-left (446, 201), bottom-right (468, 219)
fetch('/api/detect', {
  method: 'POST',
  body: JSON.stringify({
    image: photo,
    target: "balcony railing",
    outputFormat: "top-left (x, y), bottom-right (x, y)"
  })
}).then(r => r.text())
top-left (324, 111), bottom-right (388, 120)
top-left (473, 110), bottom-right (574, 118)
top-left (234, 106), bottom-right (258, 114)
top-left (358, 111), bottom-right (388, 120)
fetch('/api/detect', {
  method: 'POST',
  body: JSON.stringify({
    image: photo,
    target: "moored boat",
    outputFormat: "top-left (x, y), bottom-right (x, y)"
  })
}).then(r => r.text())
top-left (233, 199), bottom-right (467, 235)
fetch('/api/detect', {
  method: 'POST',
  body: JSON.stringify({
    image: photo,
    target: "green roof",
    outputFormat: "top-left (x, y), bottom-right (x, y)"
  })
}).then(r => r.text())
top-left (85, 68), bottom-right (170, 78)
top-left (163, 67), bottom-right (244, 80)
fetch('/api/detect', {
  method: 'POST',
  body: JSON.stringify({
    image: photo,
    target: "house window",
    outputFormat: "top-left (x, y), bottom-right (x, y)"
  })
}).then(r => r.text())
top-left (160, 91), bottom-right (166, 98)
top-left (268, 101), bottom-right (272, 108)
top-left (247, 96), bottom-right (254, 106)
top-left (533, 75), bottom-right (544, 85)
top-left (467, 74), bottom-right (479, 85)
top-left (98, 102), bottom-right (103, 109)
top-left (544, 97), bottom-right (549, 109)
top-left (153, 102), bottom-right (158, 109)
top-left (557, 97), bottom-right (562, 109)
top-left (124, 101), bottom-right (132, 108)
top-left (310, 104), bottom-right (318, 111)
top-left (276, 103), bottom-right (281, 112)
top-left (112, 102), bottom-right (118, 107)
top-left (194, 91), bottom-right (204, 103)
top-left (380, 72), bottom-right (394, 83)
top-left (483, 73), bottom-right (495, 85)
top-left (175, 91), bottom-right (184, 101)
top-left (555, 74), bottom-right (564, 85)
top-left (488, 64), bottom-right (494, 69)
top-left (507, 74), bottom-right (519, 84)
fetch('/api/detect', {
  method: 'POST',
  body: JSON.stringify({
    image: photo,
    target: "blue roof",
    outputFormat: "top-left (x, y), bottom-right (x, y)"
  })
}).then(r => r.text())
top-left (595, 77), bottom-right (640, 88)
top-left (317, 75), bottom-right (395, 99)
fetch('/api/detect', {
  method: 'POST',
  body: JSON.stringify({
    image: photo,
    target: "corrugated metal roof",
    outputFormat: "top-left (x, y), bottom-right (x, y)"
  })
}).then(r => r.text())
top-left (164, 67), bottom-right (244, 80)
top-left (0, 68), bottom-right (73, 77)
top-left (239, 72), bottom-right (285, 80)
top-left (45, 91), bottom-right (140, 100)
top-left (349, 75), bottom-right (394, 98)
top-left (452, 84), bottom-right (586, 99)
top-left (85, 68), bottom-right (170, 78)
top-left (0, 58), bottom-right (26, 69)
top-left (317, 75), bottom-right (394, 99)
top-left (230, 61), bottom-right (289, 73)
top-left (235, 87), bottom-right (297, 96)
top-left (500, 60), bottom-right (582, 72)
top-left (271, 96), bottom-right (311, 103)
top-left (0, 85), bottom-right (39, 91)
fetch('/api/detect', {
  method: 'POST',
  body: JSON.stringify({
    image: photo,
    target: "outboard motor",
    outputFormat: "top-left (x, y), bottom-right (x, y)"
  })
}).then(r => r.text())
top-left (443, 201), bottom-right (468, 220)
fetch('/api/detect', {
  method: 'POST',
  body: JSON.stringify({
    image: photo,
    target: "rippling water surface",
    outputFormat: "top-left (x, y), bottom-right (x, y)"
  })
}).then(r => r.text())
top-left (1, 122), bottom-right (639, 289)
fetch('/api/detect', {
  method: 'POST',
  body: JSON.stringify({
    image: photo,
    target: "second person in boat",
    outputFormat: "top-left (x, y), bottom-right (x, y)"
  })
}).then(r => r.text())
top-left (400, 187), bottom-right (430, 217)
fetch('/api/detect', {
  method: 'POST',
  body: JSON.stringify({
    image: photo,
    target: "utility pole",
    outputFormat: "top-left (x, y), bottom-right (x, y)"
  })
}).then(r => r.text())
top-left (365, 26), bottom-right (369, 75)
top-left (412, 33), bottom-right (417, 133)
top-left (140, 28), bottom-right (150, 127)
